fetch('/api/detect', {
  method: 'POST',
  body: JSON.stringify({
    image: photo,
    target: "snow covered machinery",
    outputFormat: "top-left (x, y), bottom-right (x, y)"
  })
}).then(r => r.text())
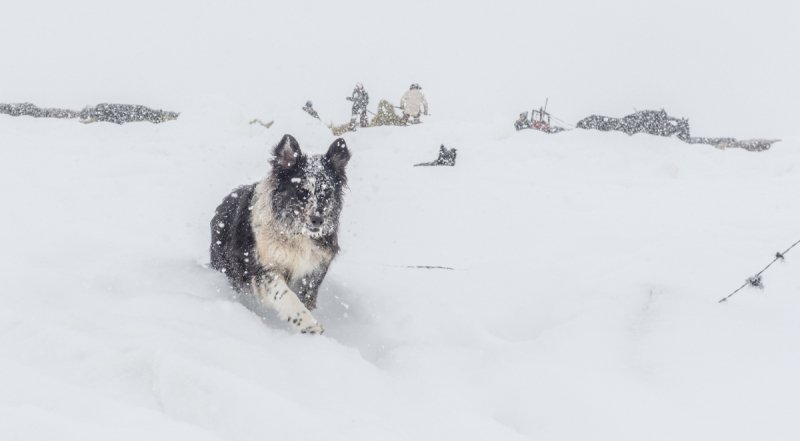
top-left (514, 99), bottom-right (565, 133)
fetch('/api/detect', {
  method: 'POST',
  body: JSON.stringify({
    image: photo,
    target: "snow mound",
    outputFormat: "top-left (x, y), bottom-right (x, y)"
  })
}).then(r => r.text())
top-left (1, 112), bottom-right (799, 440)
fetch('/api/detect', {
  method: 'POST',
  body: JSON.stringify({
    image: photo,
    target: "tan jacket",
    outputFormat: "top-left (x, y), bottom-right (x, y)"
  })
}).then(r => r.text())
top-left (400, 89), bottom-right (428, 116)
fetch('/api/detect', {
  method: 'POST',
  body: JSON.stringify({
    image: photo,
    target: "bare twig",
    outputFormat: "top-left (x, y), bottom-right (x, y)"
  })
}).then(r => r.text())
top-left (249, 118), bottom-right (274, 128)
top-left (404, 265), bottom-right (455, 270)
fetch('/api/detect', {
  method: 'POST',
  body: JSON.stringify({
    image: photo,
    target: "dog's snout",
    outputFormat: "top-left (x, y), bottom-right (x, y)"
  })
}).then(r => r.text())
top-left (309, 215), bottom-right (323, 227)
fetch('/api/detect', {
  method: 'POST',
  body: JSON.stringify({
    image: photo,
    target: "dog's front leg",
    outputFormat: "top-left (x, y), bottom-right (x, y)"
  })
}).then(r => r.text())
top-left (252, 273), bottom-right (324, 335)
top-left (293, 268), bottom-right (328, 311)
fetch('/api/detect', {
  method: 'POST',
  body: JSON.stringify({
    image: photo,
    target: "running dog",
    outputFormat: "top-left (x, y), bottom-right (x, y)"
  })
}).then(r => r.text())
top-left (210, 134), bottom-right (351, 334)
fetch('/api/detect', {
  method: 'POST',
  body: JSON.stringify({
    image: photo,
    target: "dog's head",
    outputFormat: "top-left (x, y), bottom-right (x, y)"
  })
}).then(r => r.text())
top-left (269, 134), bottom-right (351, 238)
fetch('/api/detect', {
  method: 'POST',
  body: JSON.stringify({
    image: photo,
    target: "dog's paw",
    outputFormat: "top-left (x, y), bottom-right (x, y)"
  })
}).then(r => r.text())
top-left (300, 323), bottom-right (324, 335)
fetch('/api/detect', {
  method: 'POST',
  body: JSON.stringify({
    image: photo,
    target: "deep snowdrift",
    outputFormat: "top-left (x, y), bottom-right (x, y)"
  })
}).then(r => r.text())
top-left (2, 1), bottom-right (799, 440)
top-left (2, 112), bottom-right (799, 440)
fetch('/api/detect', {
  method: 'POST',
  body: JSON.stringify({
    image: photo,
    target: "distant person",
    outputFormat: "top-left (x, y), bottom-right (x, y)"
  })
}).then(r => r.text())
top-left (400, 83), bottom-right (428, 125)
top-left (346, 83), bottom-right (369, 129)
top-left (514, 111), bottom-right (531, 131)
top-left (302, 100), bottom-right (320, 119)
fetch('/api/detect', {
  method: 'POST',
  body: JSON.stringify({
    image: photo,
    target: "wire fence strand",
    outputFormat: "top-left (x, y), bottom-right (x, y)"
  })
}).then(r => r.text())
top-left (719, 238), bottom-right (800, 303)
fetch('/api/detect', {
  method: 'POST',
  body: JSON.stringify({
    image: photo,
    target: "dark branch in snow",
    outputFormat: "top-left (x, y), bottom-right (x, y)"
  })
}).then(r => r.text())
top-left (249, 118), bottom-right (274, 129)
top-left (404, 265), bottom-right (455, 270)
top-left (0, 102), bottom-right (179, 124)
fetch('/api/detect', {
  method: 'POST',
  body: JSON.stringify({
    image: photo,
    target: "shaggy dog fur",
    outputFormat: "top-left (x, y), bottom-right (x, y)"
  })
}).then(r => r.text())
top-left (210, 134), bottom-right (350, 334)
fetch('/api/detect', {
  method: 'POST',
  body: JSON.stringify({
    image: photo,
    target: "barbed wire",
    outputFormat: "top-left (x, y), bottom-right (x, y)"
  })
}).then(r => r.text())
top-left (549, 114), bottom-right (575, 129)
top-left (718, 238), bottom-right (800, 303)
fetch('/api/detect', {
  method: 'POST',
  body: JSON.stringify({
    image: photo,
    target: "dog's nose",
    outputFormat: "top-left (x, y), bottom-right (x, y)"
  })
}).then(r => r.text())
top-left (309, 215), bottom-right (323, 227)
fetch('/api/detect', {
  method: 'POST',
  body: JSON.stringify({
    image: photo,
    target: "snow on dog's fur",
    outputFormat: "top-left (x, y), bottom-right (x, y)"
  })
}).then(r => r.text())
top-left (210, 134), bottom-right (350, 334)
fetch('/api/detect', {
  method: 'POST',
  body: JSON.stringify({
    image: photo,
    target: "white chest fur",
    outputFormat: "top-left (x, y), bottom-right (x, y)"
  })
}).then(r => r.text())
top-left (254, 231), bottom-right (330, 279)
top-left (250, 180), bottom-right (332, 280)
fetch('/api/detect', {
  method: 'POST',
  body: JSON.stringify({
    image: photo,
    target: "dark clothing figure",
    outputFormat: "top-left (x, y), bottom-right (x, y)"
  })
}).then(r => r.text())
top-left (303, 101), bottom-right (320, 119)
top-left (346, 83), bottom-right (369, 129)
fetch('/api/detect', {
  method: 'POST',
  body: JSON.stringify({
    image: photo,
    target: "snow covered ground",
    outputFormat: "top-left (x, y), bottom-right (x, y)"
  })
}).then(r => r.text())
top-left (2, 1), bottom-right (799, 440)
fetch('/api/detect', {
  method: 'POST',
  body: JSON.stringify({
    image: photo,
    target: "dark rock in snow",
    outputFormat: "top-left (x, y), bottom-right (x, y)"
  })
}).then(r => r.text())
top-left (576, 109), bottom-right (779, 152)
top-left (414, 145), bottom-right (457, 167)
top-left (0, 102), bottom-right (179, 124)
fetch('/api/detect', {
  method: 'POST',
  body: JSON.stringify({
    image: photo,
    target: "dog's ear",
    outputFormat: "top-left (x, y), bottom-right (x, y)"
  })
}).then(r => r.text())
top-left (325, 138), bottom-right (350, 173)
top-left (273, 134), bottom-right (302, 169)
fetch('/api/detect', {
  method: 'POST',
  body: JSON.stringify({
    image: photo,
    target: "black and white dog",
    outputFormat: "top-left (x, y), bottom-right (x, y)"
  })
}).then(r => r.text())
top-left (210, 134), bottom-right (351, 334)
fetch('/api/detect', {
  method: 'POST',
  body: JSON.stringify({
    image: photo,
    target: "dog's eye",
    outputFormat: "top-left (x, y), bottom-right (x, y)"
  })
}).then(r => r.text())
top-left (296, 188), bottom-right (310, 201)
